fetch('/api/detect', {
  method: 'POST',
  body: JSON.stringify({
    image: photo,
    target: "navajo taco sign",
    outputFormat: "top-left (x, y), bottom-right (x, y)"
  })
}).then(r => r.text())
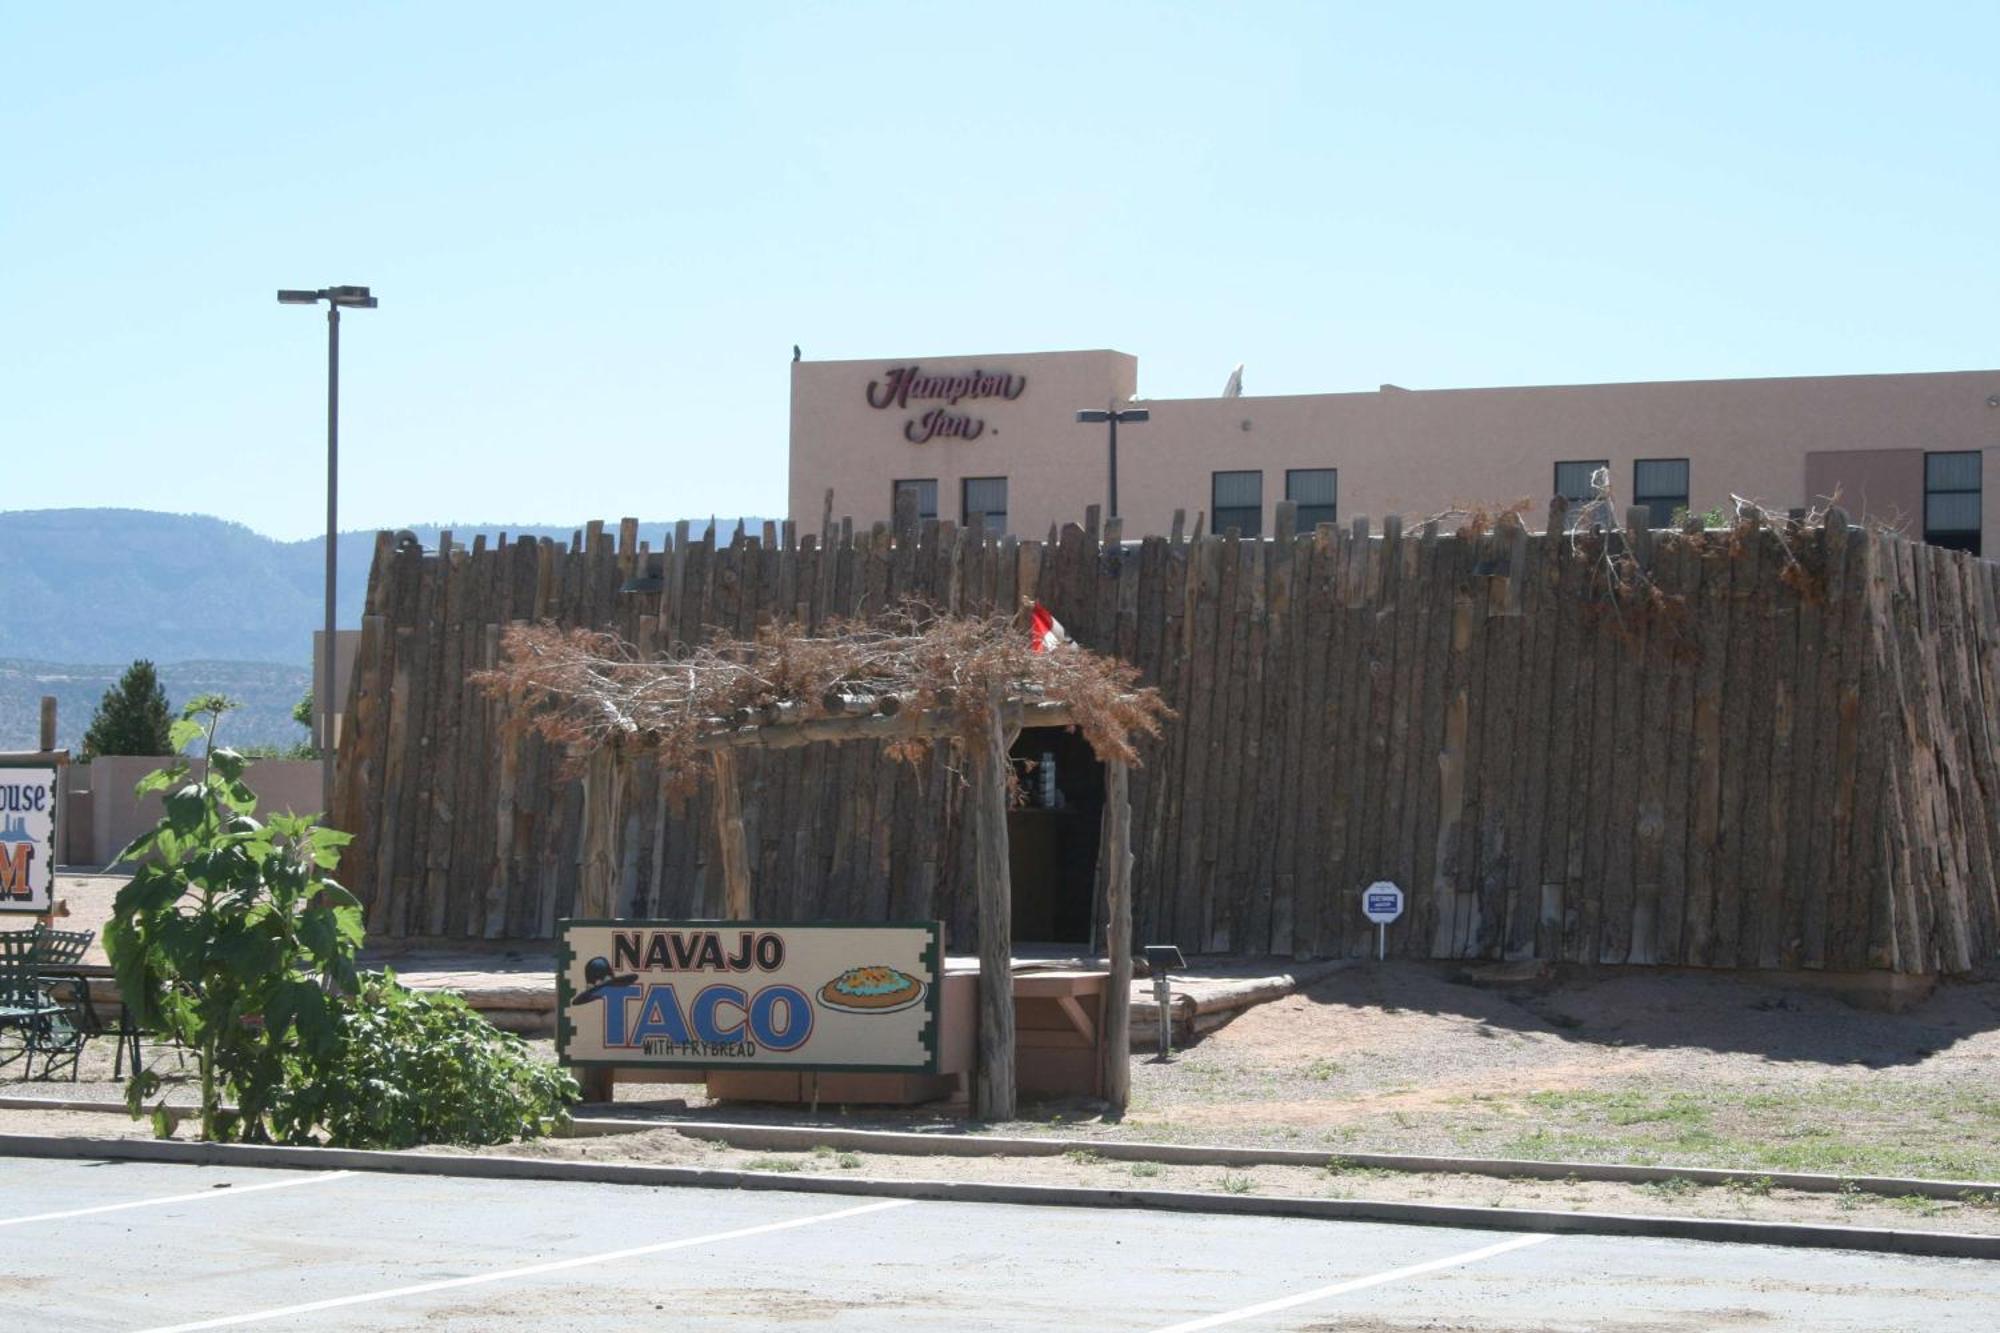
top-left (0, 762), bottom-right (57, 913)
top-left (557, 920), bottom-right (941, 1073)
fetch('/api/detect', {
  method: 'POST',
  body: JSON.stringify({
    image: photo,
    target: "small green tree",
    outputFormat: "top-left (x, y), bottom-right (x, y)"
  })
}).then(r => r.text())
top-left (290, 688), bottom-right (321, 759)
top-left (81, 659), bottom-right (174, 759)
top-left (109, 696), bottom-right (577, 1146)
top-left (108, 697), bottom-right (359, 1140)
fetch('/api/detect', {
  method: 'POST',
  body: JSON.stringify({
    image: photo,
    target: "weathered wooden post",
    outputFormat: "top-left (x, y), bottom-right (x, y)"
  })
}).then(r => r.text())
top-left (972, 682), bottom-right (1017, 1121)
top-left (579, 747), bottom-right (620, 918)
top-left (39, 696), bottom-right (57, 753)
top-left (1099, 757), bottom-right (1133, 1110)
top-left (711, 748), bottom-right (752, 917)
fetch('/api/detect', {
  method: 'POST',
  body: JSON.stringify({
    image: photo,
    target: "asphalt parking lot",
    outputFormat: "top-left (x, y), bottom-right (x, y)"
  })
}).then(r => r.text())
top-left (2, 1156), bottom-right (1996, 1331)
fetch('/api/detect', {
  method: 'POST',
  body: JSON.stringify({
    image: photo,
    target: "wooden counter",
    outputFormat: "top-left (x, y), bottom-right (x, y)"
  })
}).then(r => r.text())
top-left (703, 964), bottom-right (1109, 1110)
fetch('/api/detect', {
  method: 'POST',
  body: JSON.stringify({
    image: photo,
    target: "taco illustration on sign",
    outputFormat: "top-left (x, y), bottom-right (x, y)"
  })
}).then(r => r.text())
top-left (817, 965), bottom-right (925, 1014)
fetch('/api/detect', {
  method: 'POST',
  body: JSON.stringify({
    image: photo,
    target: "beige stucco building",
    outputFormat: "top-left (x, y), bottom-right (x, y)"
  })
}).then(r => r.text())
top-left (789, 350), bottom-right (1995, 555)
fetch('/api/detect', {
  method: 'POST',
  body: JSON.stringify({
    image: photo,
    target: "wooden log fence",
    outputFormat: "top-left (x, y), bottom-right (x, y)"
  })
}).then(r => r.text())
top-left (334, 509), bottom-right (2000, 977)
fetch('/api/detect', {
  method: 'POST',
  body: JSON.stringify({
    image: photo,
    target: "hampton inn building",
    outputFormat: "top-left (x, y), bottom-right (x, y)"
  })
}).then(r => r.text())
top-left (789, 349), bottom-right (1996, 556)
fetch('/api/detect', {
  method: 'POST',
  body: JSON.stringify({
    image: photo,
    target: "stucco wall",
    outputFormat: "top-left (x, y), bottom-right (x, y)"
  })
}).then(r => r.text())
top-left (791, 353), bottom-right (2000, 547)
top-left (1803, 449), bottom-right (1928, 535)
top-left (75, 756), bottom-right (324, 868)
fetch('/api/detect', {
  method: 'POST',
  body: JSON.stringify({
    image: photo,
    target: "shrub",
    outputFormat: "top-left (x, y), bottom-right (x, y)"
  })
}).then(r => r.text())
top-left (268, 971), bottom-right (575, 1148)
top-left (745, 1156), bottom-right (806, 1172)
top-left (110, 698), bottom-right (574, 1147)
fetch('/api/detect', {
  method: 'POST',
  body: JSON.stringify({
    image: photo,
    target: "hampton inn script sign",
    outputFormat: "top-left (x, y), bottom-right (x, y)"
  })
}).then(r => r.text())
top-left (864, 364), bottom-right (1026, 443)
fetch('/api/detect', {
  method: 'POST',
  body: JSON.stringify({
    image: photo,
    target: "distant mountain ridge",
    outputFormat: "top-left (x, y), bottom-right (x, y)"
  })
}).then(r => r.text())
top-left (0, 508), bottom-right (765, 667)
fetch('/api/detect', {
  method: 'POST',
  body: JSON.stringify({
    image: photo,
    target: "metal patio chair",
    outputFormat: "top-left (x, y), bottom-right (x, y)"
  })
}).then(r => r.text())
top-left (31, 924), bottom-right (137, 1077)
top-left (0, 931), bottom-right (87, 1080)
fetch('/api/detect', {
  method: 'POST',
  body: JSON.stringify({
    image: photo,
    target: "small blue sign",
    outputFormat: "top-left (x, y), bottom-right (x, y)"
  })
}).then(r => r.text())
top-left (1361, 880), bottom-right (1405, 925)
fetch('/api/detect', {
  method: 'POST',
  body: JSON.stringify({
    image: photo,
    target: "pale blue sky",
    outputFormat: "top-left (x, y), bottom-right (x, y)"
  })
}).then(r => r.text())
top-left (4, 3), bottom-right (1994, 540)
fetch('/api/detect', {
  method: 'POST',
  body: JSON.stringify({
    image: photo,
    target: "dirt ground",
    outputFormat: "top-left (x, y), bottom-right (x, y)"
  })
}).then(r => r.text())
top-left (3, 1101), bottom-right (1995, 1239)
top-left (10, 951), bottom-right (2000, 1237)
top-left (579, 963), bottom-right (2000, 1184)
top-left (441, 1127), bottom-right (2000, 1236)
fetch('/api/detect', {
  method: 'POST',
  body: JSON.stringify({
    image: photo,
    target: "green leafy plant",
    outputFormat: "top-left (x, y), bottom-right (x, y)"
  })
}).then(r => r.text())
top-left (1669, 504), bottom-right (1732, 530)
top-left (108, 697), bottom-right (575, 1147)
top-left (744, 1156), bottom-right (806, 1173)
top-left (1640, 1175), bottom-right (1699, 1199)
top-left (266, 971), bottom-right (575, 1148)
top-left (108, 699), bottom-right (361, 1141)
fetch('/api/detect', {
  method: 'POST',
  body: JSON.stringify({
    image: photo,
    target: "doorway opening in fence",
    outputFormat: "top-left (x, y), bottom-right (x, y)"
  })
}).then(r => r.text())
top-left (1008, 726), bottom-right (1103, 950)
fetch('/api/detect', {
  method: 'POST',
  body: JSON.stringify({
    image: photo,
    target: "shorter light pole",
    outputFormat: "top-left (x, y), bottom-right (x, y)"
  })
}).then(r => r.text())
top-left (277, 284), bottom-right (379, 818)
top-left (1076, 404), bottom-right (1149, 519)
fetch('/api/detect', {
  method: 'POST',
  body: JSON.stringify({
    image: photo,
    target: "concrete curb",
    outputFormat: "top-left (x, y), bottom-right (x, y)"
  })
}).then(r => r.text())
top-left (574, 1115), bottom-right (2000, 1204)
top-left (0, 1095), bottom-right (137, 1115)
top-left (10, 1096), bottom-right (1997, 1205)
top-left (2, 1133), bottom-right (1994, 1261)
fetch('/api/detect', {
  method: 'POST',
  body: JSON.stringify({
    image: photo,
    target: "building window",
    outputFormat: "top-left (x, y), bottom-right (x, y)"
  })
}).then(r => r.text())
top-left (1633, 458), bottom-right (1690, 528)
top-left (1285, 468), bottom-right (1337, 531)
top-left (962, 476), bottom-right (1008, 534)
top-left (1925, 451), bottom-right (1982, 555)
top-left (1212, 470), bottom-right (1263, 538)
top-left (892, 478), bottom-right (937, 522)
top-left (1554, 460), bottom-right (1609, 505)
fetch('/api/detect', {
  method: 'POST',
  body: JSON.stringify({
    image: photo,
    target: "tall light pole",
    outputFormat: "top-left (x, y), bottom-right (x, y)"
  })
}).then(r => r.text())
top-left (277, 285), bottom-right (378, 818)
top-left (1075, 404), bottom-right (1149, 519)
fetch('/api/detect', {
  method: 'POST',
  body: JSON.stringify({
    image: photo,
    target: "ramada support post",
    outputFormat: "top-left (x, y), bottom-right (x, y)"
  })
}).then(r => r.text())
top-left (972, 682), bottom-right (1018, 1121)
top-left (1099, 757), bottom-right (1134, 1109)
top-left (575, 748), bottom-right (621, 1105)
top-left (579, 747), bottom-right (621, 918)
top-left (711, 748), bottom-right (752, 917)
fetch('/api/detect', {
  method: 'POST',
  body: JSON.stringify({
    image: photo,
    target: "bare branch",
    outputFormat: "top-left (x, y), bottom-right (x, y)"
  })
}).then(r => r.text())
top-left (472, 602), bottom-right (1173, 794)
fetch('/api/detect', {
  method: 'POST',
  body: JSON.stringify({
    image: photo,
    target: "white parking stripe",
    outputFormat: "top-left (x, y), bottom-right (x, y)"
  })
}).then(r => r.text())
top-left (1151, 1232), bottom-right (1557, 1332)
top-left (136, 1196), bottom-right (916, 1332)
top-left (0, 1169), bottom-right (354, 1227)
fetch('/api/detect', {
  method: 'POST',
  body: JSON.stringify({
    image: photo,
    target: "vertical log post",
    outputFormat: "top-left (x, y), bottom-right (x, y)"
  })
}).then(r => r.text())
top-left (39, 696), bottom-right (57, 753)
top-left (972, 683), bottom-right (1017, 1121)
top-left (578, 747), bottom-right (621, 918)
top-left (1099, 757), bottom-right (1133, 1110)
top-left (712, 747), bottom-right (752, 917)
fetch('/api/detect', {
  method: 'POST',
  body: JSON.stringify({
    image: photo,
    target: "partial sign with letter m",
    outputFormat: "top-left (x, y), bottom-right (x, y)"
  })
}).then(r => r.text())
top-left (0, 762), bottom-right (57, 913)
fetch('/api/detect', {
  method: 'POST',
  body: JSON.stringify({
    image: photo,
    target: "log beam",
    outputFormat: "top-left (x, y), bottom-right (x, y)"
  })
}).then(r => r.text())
top-left (690, 698), bottom-right (1081, 752)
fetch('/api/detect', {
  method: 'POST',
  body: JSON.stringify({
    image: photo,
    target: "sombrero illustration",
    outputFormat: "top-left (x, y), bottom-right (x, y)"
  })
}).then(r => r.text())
top-left (571, 955), bottom-right (638, 1004)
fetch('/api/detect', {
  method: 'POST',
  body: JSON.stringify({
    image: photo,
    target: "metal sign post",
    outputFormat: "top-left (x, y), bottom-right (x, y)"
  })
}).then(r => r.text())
top-left (1361, 881), bottom-right (1405, 961)
top-left (1143, 944), bottom-right (1185, 1061)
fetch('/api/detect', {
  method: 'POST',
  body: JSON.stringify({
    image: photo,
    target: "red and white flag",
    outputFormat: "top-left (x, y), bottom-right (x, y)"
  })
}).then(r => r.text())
top-left (1029, 602), bottom-right (1070, 653)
